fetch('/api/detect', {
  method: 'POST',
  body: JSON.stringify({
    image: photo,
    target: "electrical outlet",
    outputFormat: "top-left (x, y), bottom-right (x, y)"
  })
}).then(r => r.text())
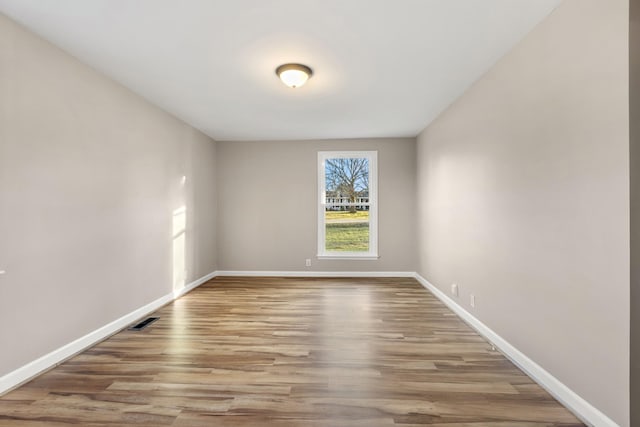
top-left (451, 283), bottom-right (458, 296)
top-left (305, 259), bottom-right (311, 267)
top-left (470, 294), bottom-right (475, 307)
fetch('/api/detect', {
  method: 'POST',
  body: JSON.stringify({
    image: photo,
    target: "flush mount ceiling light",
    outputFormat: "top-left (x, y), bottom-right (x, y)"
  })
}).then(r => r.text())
top-left (275, 63), bottom-right (313, 88)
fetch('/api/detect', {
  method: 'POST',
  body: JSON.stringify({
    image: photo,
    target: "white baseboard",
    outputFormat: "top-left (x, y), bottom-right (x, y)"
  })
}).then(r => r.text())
top-left (215, 270), bottom-right (415, 278)
top-left (173, 270), bottom-right (217, 299)
top-left (0, 270), bottom-right (217, 396)
top-left (413, 273), bottom-right (619, 427)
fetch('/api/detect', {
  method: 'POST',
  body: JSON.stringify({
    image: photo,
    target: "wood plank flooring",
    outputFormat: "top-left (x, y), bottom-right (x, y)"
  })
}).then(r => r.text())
top-left (0, 276), bottom-right (584, 426)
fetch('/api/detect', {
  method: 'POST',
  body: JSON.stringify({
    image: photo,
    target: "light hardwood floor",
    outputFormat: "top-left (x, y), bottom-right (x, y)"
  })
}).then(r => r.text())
top-left (0, 276), bottom-right (584, 426)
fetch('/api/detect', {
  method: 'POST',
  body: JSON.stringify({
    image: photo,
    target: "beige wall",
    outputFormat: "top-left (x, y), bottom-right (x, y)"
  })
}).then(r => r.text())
top-left (415, 0), bottom-right (629, 425)
top-left (631, 0), bottom-right (639, 424)
top-left (216, 138), bottom-right (416, 272)
top-left (0, 14), bottom-right (217, 377)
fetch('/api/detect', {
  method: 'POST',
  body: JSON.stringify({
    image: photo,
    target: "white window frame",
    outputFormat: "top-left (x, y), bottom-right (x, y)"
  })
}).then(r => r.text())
top-left (317, 151), bottom-right (378, 260)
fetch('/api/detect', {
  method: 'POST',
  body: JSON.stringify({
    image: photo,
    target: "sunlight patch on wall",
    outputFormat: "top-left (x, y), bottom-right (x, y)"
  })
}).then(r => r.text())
top-left (172, 205), bottom-right (187, 293)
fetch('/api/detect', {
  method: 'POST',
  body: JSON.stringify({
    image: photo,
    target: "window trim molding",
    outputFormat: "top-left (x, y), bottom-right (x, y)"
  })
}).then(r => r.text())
top-left (317, 150), bottom-right (378, 259)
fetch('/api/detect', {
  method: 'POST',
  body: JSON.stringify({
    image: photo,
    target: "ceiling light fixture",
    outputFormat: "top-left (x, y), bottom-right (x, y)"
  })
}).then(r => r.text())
top-left (275, 63), bottom-right (313, 88)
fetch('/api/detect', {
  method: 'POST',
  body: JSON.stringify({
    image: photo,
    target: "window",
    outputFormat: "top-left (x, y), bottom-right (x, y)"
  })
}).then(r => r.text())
top-left (318, 151), bottom-right (378, 259)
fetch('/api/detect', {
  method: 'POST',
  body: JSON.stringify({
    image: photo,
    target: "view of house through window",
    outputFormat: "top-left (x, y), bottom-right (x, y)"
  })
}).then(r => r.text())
top-left (318, 151), bottom-right (378, 258)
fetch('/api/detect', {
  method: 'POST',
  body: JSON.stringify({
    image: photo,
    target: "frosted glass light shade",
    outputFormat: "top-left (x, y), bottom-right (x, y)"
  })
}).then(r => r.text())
top-left (276, 63), bottom-right (313, 88)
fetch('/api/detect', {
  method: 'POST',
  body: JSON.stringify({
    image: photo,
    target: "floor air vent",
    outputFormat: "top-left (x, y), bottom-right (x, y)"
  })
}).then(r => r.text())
top-left (128, 317), bottom-right (159, 331)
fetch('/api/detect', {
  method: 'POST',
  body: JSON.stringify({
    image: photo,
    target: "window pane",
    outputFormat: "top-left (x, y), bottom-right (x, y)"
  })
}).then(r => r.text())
top-left (325, 157), bottom-right (369, 207)
top-left (324, 207), bottom-right (370, 252)
top-left (323, 156), bottom-right (370, 252)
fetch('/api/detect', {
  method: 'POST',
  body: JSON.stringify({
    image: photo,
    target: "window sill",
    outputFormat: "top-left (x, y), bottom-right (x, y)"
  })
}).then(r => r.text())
top-left (317, 254), bottom-right (379, 261)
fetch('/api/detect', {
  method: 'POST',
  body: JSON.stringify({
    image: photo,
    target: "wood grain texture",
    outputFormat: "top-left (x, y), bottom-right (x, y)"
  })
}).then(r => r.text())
top-left (0, 276), bottom-right (584, 426)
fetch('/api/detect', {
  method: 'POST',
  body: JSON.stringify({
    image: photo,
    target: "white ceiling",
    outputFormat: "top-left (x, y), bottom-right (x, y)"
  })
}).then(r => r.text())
top-left (0, 0), bottom-right (560, 141)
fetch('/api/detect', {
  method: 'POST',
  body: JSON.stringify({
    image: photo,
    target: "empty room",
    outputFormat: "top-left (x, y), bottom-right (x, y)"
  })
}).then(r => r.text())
top-left (0, 0), bottom-right (638, 426)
